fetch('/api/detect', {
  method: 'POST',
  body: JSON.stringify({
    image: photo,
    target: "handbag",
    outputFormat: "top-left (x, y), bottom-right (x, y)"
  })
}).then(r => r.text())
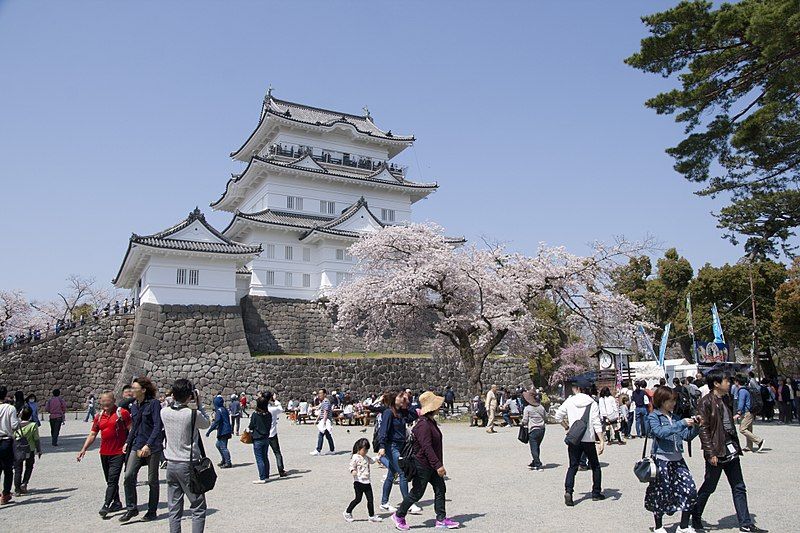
top-left (564, 406), bottom-right (591, 447)
top-left (240, 430), bottom-right (253, 444)
top-left (397, 435), bottom-right (417, 479)
top-left (14, 428), bottom-right (31, 462)
top-left (633, 433), bottom-right (657, 483)
top-left (189, 409), bottom-right (217, 494)
top-left (517, 424), bottom-right (529, 444)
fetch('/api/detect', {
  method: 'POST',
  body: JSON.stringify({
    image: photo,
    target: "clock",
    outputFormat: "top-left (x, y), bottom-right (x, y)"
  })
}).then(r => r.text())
top-left (599, 352), bottom-right (613, 370)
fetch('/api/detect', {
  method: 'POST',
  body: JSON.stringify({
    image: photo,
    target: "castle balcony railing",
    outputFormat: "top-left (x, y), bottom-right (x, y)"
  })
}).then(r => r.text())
top-left (266, 144), bottom-right (406, 177)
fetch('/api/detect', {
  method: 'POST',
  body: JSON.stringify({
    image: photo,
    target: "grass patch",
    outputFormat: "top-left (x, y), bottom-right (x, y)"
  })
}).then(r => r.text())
top-left (251, 352), bottom-right (432, 360)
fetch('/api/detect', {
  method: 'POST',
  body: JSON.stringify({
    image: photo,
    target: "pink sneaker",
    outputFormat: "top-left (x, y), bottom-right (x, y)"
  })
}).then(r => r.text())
top-left (392, 513), bottom-right (410, 531)
top-left (435, 517), bottom-right (460, 529)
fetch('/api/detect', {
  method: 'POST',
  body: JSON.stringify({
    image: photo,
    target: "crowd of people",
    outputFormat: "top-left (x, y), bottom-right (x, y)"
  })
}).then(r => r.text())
top-left (0, 368), bottom-right (796, 532)
top-left (1, 298), bottom-right (137, 352)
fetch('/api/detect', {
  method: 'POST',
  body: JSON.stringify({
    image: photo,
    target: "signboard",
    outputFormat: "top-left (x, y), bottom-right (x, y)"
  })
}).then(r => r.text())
top-left (695, 341), bottom-right (729, 363)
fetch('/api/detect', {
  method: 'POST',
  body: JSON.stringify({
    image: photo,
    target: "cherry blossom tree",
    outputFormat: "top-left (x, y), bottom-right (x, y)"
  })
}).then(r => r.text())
top-left (548, 341), bottom-right (594, 387)
top-left (0, 290), bottom-right (36, 336)
top-left (31, 274), bottom-right (119, 323)
top-left (329, 223), bottom-right (648, 394)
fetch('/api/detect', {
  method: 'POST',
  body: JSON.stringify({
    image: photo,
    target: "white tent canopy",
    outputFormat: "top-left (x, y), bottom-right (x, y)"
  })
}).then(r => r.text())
top-left (629, 358), bottom-right (697, 386)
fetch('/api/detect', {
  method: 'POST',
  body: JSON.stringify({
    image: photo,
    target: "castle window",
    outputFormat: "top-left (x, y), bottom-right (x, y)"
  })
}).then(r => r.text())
top-left (266, 244), bottom-right (275, 259)
top-left (284, 245), bottom-right (293, 261)
top-left (320, 200), bottom-right (335, 215)
top-left (265, 270), bottom-right (275, 286)
top-left (302, 273), bottom-right (311, 288)
top-left (285, 272), bottom-right (293, 287)
top-left (302, 247), bottom-right (311, 262)
top-left (176, 268), bottom-right (187, 285)
top-left (287, 196), bottom-right (303, 210)
top-left (381, 209), bottom-right (395, 222)
top-left (188, 269), bottom-right (199, 285)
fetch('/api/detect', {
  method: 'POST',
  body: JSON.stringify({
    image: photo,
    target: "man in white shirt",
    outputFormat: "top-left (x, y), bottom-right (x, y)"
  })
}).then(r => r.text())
top-left (266, 392), bottom-right (287, 477)
top-left (555, 378), bottom-right (605, 507)
top-left (0, 385), bottom-right (21, 505)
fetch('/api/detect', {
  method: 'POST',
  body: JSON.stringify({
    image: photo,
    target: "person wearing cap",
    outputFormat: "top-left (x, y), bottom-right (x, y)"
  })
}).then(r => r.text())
top-left (521, 391), bottom-right (547, 470)
top-left (391, 392), bottom-right (459, 531)
top-left (554, 378), bottom-right (605, 507)
top-left (229, 394), bottom-right (242, 436)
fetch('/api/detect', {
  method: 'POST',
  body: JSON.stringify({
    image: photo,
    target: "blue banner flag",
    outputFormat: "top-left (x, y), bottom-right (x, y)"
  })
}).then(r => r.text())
top-left (638, 324), bottom-right (657, 361)
top-left (658, 322), bottom-right (671, 368)
top-left (711, 303), bottom-right (725, 344)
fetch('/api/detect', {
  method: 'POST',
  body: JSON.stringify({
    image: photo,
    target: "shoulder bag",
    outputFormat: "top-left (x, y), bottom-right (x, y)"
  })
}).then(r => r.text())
top-left (633, 432), bottom-right (657, 483)
top-left (517, 423), bottom-right (529, 444)
top-left (564, 406), bottom-right (591, 447)
top-left (189, 409), bottom-right (217, 494)
top-left (14, 428), bottom-right (31, 462)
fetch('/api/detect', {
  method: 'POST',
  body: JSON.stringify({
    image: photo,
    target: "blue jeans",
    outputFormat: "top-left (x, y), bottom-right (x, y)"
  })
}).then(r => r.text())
top-left (625, 411), bottom-right (634, 437)
top-left (635, 407), bottom-right (649, 437)
top-left (215, 436), bottom-right (231, 466)
top-left (253, 438), bottom-right (270, 480)
top-left (381, 443), bottom-right (409, 505)
top-left (528, 427), bottom-right (545, 468)
top-left (316, 430), bottom-right (334, 453)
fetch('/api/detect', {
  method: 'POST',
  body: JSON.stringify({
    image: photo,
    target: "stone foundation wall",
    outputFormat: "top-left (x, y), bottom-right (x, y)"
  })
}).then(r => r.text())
top-left (241, 296), bottom-right (437, 354)
top-left (1, 302), bottom-right (531, 406)
top-left (0, 315), bottom-right (135, 409)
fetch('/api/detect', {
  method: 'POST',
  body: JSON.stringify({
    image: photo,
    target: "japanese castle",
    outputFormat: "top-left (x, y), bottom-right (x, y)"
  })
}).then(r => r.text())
top-left (113, 90), bottom-right (441, 305)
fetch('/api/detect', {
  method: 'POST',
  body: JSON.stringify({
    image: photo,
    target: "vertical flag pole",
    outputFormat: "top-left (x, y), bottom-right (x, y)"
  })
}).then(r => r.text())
top-left (686, 293), bottom-right (698, 363)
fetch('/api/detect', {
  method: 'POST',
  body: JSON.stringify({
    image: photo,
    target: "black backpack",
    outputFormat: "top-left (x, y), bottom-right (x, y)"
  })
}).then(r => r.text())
top-left (675, 386), bottom-right (696, 418)
top-left (745, 386), bottom-right (763, 416)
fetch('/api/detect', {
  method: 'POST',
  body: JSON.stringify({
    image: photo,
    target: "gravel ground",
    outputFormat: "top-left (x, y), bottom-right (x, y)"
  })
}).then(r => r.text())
top-left (1, 414), bottom-right (795, 532)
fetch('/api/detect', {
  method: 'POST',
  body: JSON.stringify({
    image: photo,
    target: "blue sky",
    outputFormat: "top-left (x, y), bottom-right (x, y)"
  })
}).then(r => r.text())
top-left (0, 1), bottom-right (755, 301)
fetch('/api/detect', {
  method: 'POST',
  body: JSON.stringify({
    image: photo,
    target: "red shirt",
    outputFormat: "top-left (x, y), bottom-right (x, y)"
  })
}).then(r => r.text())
top-left (91, 408), bottom-right (132, 455)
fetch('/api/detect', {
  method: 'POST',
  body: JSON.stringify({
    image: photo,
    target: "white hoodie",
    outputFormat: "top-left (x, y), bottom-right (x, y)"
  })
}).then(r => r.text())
top-left (555, 393), bottom-right (602, 443)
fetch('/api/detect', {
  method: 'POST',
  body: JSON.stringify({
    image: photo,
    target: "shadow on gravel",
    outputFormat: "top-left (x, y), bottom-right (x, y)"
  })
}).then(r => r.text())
top-left (41, 435), bottom-right (92, 453)
top-left (227, 462), bottom-right (254, 468)
top-left (573, 487), bottom-right (622, 504)
top-left (2, 495), bottom-right (72, 506)
top-left (420, 513), bottom-right (486, 528)
top-left (27, 487), bottom-right (77, 495)
top-left (279, 468), bottom-right (312, 480)
top-left (715, 513), bottom-right (759, 530)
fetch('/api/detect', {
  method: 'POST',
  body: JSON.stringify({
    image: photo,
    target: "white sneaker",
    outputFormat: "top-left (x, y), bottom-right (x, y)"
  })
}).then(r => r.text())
top-left (252, 479), bottom-right (267, 484)
top-left (343, 512), bottom-right (354, 523)
top-left (408, 504), bottom-right (422, 514)
top-left (368, 516), bottom-right (384, 522)
top-left (654, 528), bottom-right (668, 533)
top-left (309, 450), bottom-right (320, 456)
top-left (380, 503), bottom-right (397, 512)
top-left (676, 527), bottom-right (696, 533)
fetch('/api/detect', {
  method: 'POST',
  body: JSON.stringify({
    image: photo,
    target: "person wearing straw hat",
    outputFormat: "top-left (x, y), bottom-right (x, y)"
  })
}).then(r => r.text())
top-left (391, 392), bottom-right (459, 531)
top-left (521, 391), bottom-right (547, 470)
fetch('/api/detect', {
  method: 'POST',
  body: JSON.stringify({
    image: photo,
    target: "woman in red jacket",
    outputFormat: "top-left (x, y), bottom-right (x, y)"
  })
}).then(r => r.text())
top-left (391, 391), bottom-right (459, 531)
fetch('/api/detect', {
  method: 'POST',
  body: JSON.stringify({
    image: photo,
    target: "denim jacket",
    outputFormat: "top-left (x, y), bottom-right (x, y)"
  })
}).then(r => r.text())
top-left (647, 409), bottom-right (698, 457)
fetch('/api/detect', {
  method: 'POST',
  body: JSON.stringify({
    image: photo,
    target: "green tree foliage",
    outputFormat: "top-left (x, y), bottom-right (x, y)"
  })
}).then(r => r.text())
top-left (613, 249), bottom-right (694, 356)
top-left (626, 0), bottom-right (800, 257)
top-left (772, 258), bottom-right (800, 345)
top-left (689, 259), bottom-right (787, 351)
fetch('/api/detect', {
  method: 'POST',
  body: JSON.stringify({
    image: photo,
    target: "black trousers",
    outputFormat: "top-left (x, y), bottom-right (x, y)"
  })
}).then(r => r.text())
top-left (231, 415), bottom-right (241, 434)
top-left (694, 458), bottom-right (752, 527)
top-left (268, 436), bottom-right (285, 474)
top-left (396, 465), bottom-right (446, 521)
top-left (49, 417), bottom-right (63, 446)
top-left (13, 451), bottom-right (35, 490)
top-left (565, 441), bottom-right (601, 496)
top-left (123, 450), bottom-right (162, 514)
top-left (346, 481), bottom-right (374, 516)
top-left (0, 439), bottom-right (13, 496)
top-left (101, 453), bottom-right (125, 508)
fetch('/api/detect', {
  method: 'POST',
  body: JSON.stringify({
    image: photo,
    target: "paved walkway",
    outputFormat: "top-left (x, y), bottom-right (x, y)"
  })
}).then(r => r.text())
top-left (1, 415), bottom-right (794, 532)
